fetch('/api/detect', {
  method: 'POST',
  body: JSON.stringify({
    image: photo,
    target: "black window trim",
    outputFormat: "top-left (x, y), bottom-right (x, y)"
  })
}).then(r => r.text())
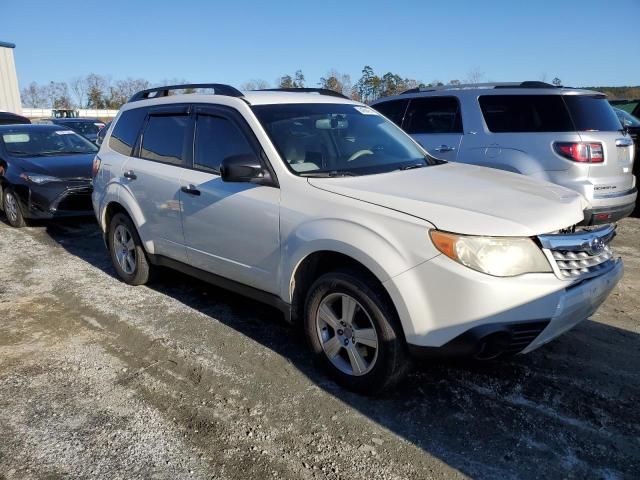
top-left (404, 96), bottom-right (464, 134)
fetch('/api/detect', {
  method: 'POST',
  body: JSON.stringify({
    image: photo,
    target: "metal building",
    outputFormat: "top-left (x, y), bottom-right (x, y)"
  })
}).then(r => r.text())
top-left (0, 41), bottom-right (22, 114)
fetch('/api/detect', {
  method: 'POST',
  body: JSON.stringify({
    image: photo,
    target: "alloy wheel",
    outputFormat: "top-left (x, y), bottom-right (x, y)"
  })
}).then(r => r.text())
top-left (113, 224), bottom-right (137, 275)
top-left (315, 292), bottom-right (379, 376)
top-left (5, 193), bottom-right (19, 223)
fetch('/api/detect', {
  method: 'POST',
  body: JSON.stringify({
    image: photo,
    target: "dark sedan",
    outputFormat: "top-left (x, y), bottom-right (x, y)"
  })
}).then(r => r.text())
top-left (49, 118), bottom-right (106, 143)
top-left (0, 124), bottom-right (97, 227)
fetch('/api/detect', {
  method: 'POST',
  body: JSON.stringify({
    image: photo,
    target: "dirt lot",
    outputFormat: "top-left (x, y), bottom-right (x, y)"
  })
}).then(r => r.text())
top-left (0, 214), bottom-right (638, 480)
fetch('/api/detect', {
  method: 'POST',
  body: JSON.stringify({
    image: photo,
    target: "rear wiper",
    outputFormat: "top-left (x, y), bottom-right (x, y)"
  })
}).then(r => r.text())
top-left (300, 170), bottom-right (357, 177)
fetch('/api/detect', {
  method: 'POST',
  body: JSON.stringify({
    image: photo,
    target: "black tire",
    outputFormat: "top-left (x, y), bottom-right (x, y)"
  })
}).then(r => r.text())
top-left (304, 269), bottom-right (410, 395)
top-left (107, 212), bottom-right (153, 285)
top-left (3, 188), bottom-right (27, 228)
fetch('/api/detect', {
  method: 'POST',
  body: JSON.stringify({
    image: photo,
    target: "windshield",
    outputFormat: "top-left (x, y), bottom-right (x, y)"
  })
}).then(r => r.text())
top-left (614, 108), bottom-right (640, 128)
top-left (1, 128), bottom-right (98, 156)
top-left (58, 121), bottom-right (105, 136)
top-left (252, 103), bottom-right (437, 176)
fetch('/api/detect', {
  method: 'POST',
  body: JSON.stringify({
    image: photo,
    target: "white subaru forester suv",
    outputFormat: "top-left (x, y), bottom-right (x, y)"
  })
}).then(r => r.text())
top-left (92, 84), bottom-right (623, 395)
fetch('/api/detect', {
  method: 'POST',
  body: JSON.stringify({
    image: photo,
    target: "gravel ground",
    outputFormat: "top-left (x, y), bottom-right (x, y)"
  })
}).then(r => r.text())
top-left (0, 214), bottom-right (639, 480)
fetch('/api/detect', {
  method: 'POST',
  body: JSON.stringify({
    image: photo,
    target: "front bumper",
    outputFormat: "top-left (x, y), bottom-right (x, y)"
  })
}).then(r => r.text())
top-left (384, 253), bottom-right (623, 357)
top-left (21, 182), bottom-right (94, 219)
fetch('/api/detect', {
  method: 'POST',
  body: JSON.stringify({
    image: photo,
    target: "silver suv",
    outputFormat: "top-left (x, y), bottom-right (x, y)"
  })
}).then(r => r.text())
top-left (371, 82), bottom-right (637, 225)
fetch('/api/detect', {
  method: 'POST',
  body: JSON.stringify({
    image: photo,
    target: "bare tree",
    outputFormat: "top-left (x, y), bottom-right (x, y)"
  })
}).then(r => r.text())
top-left (552, 77), bottom-right (562, 87)
top-left (319, 69), bottom-right (352, 97)
top-left (240, 79), bottom-right (270, 90)
top-left (21, 82), bottom-right (47, 108)
top-left (47, 81), bottom-right (73, 109)
top-left (466, 68), bottom-right (484, 84)
top-left (449, 79), bottom-right (461, 86)
top-left (70, 76), bottom-right (87, 108)
top-left (539, 72), bottom-right (548, 83)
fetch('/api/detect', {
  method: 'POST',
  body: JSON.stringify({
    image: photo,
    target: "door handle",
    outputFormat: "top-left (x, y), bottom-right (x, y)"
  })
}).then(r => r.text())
top-left (181, 185), bottom-right (201, 196)
top-left (434, 145), bottom-right (455, 153)
top-left (123, 170), bottom-right (137, 180)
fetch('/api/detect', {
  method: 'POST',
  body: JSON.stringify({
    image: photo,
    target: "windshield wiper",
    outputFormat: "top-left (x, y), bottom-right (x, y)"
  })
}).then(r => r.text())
top-left (300, 170), bottom-right (357, 178)
top-left (399, 162), bottom-right (428, 171)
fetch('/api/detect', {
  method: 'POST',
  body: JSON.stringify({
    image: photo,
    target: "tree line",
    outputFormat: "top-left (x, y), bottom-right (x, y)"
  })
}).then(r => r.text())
top-left (23, 67), bottom-right (635, 111)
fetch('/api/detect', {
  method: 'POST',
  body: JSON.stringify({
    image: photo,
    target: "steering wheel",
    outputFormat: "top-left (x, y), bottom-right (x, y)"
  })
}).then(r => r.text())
top-left (348, 149), bottom-right (374, 162)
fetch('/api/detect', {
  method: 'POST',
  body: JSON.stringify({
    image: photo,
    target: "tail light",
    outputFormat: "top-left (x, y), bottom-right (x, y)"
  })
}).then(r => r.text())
top-left (92, 156), bottom-right (102, 179)
top-left (554, 142), bottom-right (604, 163)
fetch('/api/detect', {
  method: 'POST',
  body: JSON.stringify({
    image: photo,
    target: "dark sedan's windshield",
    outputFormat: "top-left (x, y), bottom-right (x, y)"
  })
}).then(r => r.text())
top-left (1, 128), bottom-right (98, 156)
top-left (252, 104), bottom-right (436, 176)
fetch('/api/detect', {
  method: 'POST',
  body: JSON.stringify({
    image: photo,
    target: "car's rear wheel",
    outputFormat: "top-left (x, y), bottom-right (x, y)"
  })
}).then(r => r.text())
top-left (3, 188), bottom-right (27, 228)
top-left (108, 213), bottom-right (153, 285)
top-left (304, 269), bottom-right (410, 395)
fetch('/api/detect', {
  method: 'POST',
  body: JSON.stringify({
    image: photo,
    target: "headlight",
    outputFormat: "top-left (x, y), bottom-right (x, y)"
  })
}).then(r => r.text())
top-left (429, 230), bottom-right (552, 277)
top-left (19, 173), bottom-right (62, 184)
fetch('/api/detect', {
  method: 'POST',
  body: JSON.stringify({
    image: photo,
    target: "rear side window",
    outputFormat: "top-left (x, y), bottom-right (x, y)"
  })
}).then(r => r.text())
top-left (140, 114), bottom-right (189, 166)
top-left (564, 96), bottom-right (622, 132)
top-left (194, 114), bottom-right (253, 172)
top-left (372, 99), bottom-right (409, 127)
top-left (479, 95), bottom-right (573, 133)
top-left (109, 108), bottom-right (147, 155)
top-left (404, 97), bottom-right (463, 134)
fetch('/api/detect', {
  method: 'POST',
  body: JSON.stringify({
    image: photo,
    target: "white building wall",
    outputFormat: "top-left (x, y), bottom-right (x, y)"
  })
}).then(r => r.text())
top-left (0, 42), bottom-right (22, 114)
top-left (22, 108), bottom-right (120, 119)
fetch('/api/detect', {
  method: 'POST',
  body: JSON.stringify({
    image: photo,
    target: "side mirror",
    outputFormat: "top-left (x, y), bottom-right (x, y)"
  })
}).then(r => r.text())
top-left (220, 154), bottom-right (273, 185)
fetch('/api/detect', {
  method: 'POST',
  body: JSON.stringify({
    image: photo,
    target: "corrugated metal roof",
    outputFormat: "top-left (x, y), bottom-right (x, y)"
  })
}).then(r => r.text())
top-left (0, 41), bottom-right (16, 49)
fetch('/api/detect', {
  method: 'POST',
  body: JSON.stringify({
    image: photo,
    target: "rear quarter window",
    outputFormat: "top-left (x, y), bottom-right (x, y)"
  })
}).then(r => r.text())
top-left (109, 108), bottom-right (148, 156)
top-left (479, 95), bottom-right (574, 133)
top-left (564, 96), bottom-right (622, 132)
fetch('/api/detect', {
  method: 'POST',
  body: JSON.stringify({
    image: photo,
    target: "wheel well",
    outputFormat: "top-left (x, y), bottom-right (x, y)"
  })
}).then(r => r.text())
top-left (290, 251), bottom-right (395, 325)
top-left (104, 202), bottom-right (130, 229)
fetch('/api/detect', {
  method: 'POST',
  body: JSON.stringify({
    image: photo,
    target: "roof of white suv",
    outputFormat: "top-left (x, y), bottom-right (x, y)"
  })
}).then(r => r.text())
top-left (242, 91), bottom-right (357, 105)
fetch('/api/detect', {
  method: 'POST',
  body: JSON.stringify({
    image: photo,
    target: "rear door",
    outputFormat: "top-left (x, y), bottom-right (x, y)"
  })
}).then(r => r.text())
top-left (564, 95), bottom-right (635, 195)
top-left (179, 105), bottom-right (281, 294)
top-left (403, 96), bottom-right (463, 161)
top-left (122, 105), bottom-right (192, 263)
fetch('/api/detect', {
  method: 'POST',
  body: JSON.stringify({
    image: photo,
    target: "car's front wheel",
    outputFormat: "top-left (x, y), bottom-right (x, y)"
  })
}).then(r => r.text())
top-left (304, 269), bottom-right (409, 395)
top-left (108, 213), bottom-right (153, 285)
top-left (3, 188), bottom-right (27, 228)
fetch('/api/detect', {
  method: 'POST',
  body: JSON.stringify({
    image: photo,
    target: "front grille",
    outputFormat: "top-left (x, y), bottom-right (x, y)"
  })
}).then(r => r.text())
top-left (550, 246), bottom-right (614, 279)
top-left (538, 225), bottom-right (617, 281)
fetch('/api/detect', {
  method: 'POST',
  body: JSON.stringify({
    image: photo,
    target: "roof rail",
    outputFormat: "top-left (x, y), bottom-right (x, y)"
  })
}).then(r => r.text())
top-left (401, 81), bottom-right (559, 95)
top-left (257, 88), bottom-right (349, 99)
top-left (128, 83), bottom-right (244, 102)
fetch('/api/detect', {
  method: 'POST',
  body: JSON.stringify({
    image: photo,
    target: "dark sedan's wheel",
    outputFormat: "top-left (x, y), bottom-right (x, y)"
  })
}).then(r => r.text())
top-left (108, 213), bottom-right (153, 285)
top-left (3, 188), bottom-right (26, 228)
top-left (304, 269), bottom-right (410, 395)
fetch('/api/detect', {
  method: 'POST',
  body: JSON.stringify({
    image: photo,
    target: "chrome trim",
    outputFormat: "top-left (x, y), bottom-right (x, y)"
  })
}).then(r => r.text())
top-left (537, 224), bottom-right (616, 251)
top-left (593, 186), bottom-right (638, 200)
top-left (616, 138), bottom-right (634, 147)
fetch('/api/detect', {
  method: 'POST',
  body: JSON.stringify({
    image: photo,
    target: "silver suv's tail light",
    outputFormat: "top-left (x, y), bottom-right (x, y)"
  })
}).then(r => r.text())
top-left (554, 142), bottom-right (604, 163)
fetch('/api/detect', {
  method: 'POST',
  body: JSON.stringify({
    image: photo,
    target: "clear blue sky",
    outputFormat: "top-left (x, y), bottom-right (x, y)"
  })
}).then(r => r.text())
top-left (2, 0), bottom-right (639, 90)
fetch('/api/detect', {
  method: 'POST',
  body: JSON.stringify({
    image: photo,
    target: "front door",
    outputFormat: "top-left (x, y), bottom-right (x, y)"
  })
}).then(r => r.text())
top-left (180, 105), bottom-right (281, 294)
top-left (403, 96), bottom-right (463, 161)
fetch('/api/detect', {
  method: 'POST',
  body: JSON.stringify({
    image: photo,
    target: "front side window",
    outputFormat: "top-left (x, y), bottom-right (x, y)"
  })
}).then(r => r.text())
top-left (194, 114), bottom-right (254, 172)
top-left (140, 114), bottom-right (189, 166)
top-left (404, 97), bottom-right (463, 134)
top-left (1, 128), bottom-right (98, 156)
top-left (371, 99), bottom-right (409, 127)
top-left (252, 104), bottom-right (435, 176)
top-left (479, 95), bottom-right (574, 133)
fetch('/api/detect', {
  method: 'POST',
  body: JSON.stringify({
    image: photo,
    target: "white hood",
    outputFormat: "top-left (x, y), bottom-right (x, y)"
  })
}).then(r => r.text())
top-left (308, 163), bottom-right (587, 237)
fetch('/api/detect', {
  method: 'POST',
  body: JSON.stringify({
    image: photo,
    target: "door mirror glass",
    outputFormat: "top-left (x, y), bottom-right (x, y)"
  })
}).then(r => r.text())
top-left (220, 154), bottom-right (270, 184)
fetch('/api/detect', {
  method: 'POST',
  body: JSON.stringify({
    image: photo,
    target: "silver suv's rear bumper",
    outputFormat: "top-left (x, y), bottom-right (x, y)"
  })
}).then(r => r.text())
top-left (582, 187), bottom-right (637, 225)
